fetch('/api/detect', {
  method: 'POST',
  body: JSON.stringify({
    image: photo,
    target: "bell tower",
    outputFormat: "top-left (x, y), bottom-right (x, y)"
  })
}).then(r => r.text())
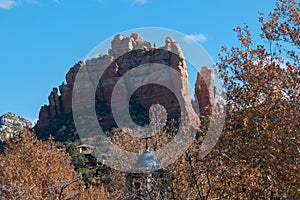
top-left (126, 138), bottom-right (168, 199)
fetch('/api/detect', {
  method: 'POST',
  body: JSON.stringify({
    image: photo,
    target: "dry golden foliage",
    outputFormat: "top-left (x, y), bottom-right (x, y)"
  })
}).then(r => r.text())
top-left (0, 130), bottom-right (109, 200)
top-left (216, 0), bottom-right (300, 198)
top-left (102, 1), bottom-right (300, 199)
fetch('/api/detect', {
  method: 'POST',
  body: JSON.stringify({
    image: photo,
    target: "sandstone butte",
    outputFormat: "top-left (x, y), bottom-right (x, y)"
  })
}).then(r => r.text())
top-left (35, 33), bottom-right (215, 141)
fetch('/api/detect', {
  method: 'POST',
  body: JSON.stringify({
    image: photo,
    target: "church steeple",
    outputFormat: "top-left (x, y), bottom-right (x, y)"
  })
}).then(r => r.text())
top-left (125, 136), bottom-right (168, 199)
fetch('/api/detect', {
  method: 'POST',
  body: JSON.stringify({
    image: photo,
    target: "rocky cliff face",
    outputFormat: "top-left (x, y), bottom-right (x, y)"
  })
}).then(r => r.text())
top-left (36, 33), bottom-right (215, 141)
top-left (194, 67), bottom-right (216, 116)
top-left (37, 33), bottom-right (153, 129)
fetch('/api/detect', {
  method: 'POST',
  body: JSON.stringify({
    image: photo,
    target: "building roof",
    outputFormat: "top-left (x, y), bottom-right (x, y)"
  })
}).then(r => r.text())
top-left (77, 144), bottom-right (95, 149)
top-left (134, 150), bottom-right (161, 170)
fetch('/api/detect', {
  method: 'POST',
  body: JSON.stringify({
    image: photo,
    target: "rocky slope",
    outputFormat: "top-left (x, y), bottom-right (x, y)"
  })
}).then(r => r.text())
top-left (35, 33), bottom-right (215, 142)
top-left (0, 112), bottom-right (33, 152)
top-left (0, 112), bottom-right (33, 139)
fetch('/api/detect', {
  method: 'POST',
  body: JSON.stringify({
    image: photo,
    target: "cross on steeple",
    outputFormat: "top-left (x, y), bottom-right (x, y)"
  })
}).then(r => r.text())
top-left (142, 136), bottom-right (152, 151)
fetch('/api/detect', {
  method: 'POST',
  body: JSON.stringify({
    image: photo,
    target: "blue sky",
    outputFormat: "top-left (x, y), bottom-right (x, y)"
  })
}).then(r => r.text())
top-left (0, 0), bottom-right (276, 122)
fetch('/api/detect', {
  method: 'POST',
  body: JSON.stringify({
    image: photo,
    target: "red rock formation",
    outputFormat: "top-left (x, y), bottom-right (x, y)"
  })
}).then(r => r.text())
top-left (36, 33), bottom-right (214, 140)
top-left (194, 67), bottom-right (216, 116)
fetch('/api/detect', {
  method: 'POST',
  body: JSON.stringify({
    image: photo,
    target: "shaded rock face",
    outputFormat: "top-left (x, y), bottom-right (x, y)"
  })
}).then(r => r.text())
top-left (0, 112), bottom-right (33, 152)
top-left (94, 48), bottom-right (187, 130)
top-left (36, 33), bottom-right (214, 141)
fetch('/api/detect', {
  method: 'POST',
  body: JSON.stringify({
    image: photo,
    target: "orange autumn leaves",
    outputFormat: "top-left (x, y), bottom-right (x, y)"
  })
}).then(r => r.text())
top-left (0, 131), bottom-right (109, 200)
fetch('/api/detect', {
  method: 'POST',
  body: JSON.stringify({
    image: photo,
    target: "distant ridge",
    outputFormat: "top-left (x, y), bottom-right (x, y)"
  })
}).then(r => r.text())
top-left (0, 112), bottom-right (33, 141)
